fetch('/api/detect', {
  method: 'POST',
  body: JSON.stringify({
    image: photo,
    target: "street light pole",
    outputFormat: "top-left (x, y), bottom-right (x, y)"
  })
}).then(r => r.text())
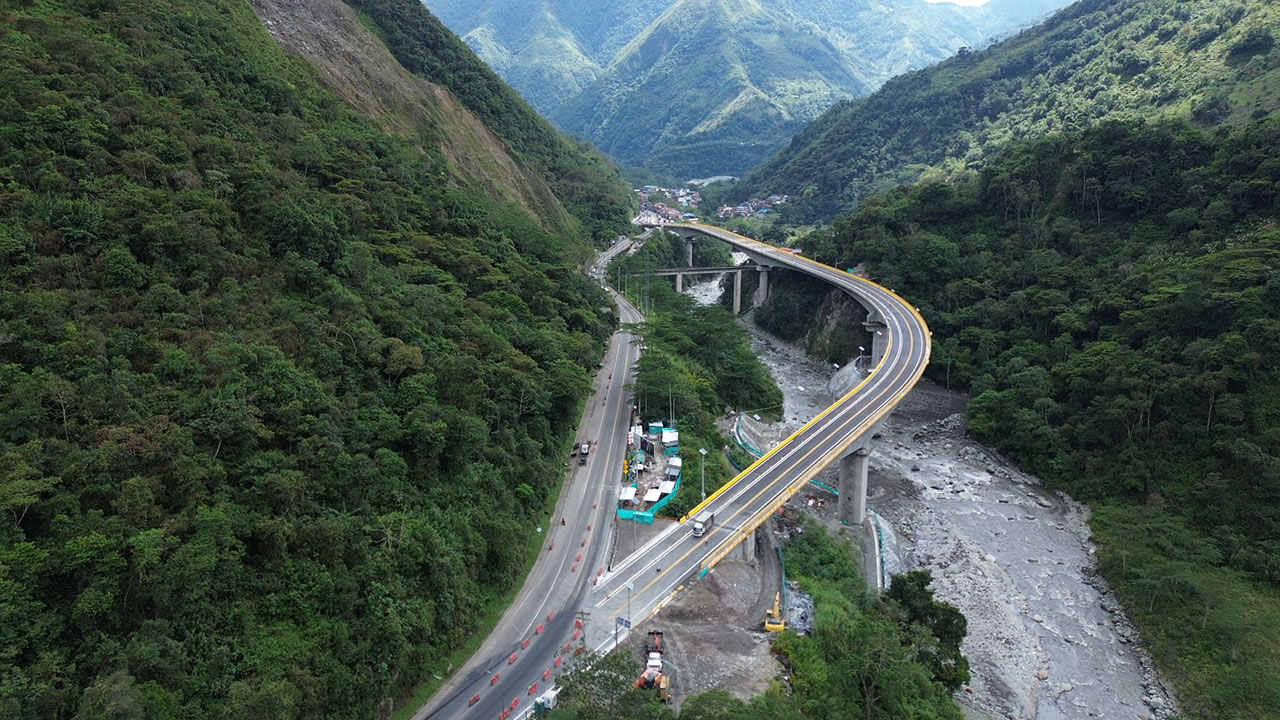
top-left (699, 447), bottom-right (708, 502)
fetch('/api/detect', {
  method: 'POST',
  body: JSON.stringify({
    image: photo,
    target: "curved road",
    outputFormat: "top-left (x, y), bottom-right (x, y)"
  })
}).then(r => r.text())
top-left (586, 222), bottom-right (930, 653)
top-left (418, 227), bottom-right (929, 718)
top-left (412, 241), bottom-right (641, 720)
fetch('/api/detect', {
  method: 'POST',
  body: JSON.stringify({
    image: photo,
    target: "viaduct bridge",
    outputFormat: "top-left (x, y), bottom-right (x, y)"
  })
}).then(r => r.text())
top-left (634, 223), bottom-right (929, 532)
top-left (421, 226), bottom-right (929, 719)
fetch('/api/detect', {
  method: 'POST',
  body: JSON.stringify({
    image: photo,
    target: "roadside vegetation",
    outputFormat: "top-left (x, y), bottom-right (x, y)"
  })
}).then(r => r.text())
top-left (0, 2), bottom-right (627, 718)
top-left (607, 233), bottom-right (781, 518)
top-left (798, 116), bottom-right (1280, 719)
top-left (548, 519), bottom-right (966, 719)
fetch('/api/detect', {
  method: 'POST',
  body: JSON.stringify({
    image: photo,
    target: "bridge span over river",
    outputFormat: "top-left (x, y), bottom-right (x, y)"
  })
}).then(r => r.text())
top-left (418, 225), bottom-right (929, 720)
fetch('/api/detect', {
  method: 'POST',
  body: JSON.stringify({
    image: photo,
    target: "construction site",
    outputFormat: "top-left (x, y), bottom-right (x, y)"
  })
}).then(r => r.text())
top-left (587, 294), bottom-right (1176, 719)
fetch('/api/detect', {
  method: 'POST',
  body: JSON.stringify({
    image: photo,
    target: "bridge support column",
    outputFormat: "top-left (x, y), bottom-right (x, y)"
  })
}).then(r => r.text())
top-left (753, 267), bottom-right (770, 307)
top-left (685, 239), bottom-right (694, 267)
top-left (837, 447), bottom-right (870, 526)
top-left (732, 270), bottom-right (742, 314)
top-left (864, 312), bottom-right (888, 368)
top-left (734, 527), bottom-right (758, 566)
top-left (675, 272), bottom-right (683, 293)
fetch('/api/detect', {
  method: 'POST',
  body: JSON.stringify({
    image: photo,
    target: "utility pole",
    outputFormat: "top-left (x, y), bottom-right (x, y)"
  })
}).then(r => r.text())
top-left (699, 447), bottom-right (708, 502)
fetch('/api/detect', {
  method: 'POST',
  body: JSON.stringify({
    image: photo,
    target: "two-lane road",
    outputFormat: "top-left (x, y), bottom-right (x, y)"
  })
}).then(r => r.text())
top-left (413, 241), bottom-right (642, 720)
top-left (585, 223), bottom-right (930, 648)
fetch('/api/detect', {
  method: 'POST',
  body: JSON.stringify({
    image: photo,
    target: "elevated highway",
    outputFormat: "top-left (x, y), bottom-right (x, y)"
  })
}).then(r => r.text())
top-left (586, 222), bottom-right (930, 647)
top-left (421, 226), bottom-right (929, 718)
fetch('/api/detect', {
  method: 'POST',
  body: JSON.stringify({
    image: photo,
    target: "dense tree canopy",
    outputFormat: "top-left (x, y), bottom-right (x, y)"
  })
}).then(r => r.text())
top-left (798, 116), bottom-right (1280, 719)
top-left (740, 0), bottom-right (1280, 223)
top-left (0, 1), bottom-right (625, 718)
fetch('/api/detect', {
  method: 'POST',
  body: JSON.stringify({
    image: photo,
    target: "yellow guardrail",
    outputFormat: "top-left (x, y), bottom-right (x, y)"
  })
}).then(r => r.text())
top-left (672, 223), bottom-right (930, 526)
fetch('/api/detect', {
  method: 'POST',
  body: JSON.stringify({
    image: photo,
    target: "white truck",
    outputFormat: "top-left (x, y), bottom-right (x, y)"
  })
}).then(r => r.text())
top-left (532, 687), bottom-right (559, 715)
top-left (691, 510), bottom-right (714, 537)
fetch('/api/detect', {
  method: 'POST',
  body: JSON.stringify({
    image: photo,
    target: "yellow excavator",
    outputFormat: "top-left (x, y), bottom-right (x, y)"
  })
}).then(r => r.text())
top-left (764, 592), bottom-right (785, 632)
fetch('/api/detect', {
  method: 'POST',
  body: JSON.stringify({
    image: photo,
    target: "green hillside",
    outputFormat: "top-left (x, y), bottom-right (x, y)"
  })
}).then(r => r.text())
top-left (0, 1), bottom-right (628, 718)
top-left (794, 116), bottom-right (1280, 718)
top-left (550, 0), bottom-right (868, 179)
top-left (428, 0), bottom-right (1072, 179)
top-left (344, 0), bottom-right (636, 242)
top-left (742, 0), bottom-right (1280, 222)
top-left (425, 0), bottom-right (672, 116)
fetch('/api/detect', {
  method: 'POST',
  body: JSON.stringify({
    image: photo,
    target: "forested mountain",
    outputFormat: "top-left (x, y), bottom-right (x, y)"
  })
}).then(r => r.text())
top-left (344, 0), bottom-right (635, 242)
top-left (791, 117), bottom-right (1280, 718)
top-left (0, 0), bottom-right (632, 718)
top-left (426, 0), bottom-right (1072, 178)
top-left (550, 0), bottom-right (869, 180)
top-left (425, 0), bottom-right (670, 116)
top-left (742, 0), bottom-right (1280, 223)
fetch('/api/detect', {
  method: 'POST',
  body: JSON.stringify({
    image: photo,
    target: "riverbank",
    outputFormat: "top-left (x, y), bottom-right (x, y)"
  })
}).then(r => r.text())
top-left (735, 314), bottom-right (1178, 720)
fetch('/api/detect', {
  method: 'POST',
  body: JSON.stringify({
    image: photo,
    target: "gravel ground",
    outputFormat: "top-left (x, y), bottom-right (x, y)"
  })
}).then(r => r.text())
top-left (629, 553), bottom-right (783, 704)
top-left (680, 278), bottom-right (1178, 720)
top-left (732, 315), bottom-right (1179, 720)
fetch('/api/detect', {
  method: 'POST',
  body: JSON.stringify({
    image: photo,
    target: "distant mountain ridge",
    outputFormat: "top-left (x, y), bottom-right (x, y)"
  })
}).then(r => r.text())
top-left (425, 0), bottom-right (1074, 177)
top-left (740, 0), bottom-right (1280, 222)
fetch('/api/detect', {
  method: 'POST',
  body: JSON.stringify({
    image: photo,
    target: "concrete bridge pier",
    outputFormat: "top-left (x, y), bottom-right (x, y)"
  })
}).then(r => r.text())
top-left (733, 526), bottom-right (759, 566)
top-left (675, 272), bottom-right (683, 293)
top-left (732, 270), bottom-right (742, 314)
top-left (864, 311), bottom-right (888, 368)
top-left (836, 446), bottom-right (870, 526)
top-left (753, 267), bottom-right (771, 307)
top-left (685, 238), bottom-right (694, 267)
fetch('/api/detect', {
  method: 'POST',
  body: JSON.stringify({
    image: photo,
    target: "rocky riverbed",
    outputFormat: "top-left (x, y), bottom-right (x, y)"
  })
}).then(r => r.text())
top-left (723, 302), bottom-right (1179, 720)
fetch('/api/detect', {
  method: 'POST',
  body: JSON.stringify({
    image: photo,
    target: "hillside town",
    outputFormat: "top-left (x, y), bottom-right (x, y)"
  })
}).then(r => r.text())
top-left (634, 185), bottom-right (702, 224)
top-left (633, 185), bottom-right (792, 225)
top-left (716, 193), bottom-right (788, 219)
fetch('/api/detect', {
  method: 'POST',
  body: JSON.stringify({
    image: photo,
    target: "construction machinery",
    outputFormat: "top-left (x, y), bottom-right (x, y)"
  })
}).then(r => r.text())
top-left (633, 631), bottom-right (672, 703)
top-left (764, 591), bottom-right (786, 632)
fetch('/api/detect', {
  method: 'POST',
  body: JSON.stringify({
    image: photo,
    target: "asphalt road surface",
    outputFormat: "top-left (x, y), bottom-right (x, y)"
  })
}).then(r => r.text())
top-left (416, 227), bottom-right (929, 718)
top-left (412, 241), bottom-right (642, 720)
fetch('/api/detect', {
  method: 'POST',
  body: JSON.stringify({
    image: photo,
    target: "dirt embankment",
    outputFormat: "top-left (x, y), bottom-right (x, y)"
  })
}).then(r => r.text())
top-left (248, 0), bottom-right (575, 232)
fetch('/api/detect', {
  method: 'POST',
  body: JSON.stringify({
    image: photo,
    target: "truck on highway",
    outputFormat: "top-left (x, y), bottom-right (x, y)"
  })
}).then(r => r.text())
top-left (579, 442), bottom-right (590, 466)
top-left (691, 510), bottom-right (714, 537)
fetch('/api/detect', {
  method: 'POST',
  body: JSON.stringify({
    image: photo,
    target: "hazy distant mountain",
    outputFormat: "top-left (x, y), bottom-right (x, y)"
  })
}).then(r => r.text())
top-left (426, 0), bottom-right (675, 115)
top-left (425, 0), bottom-right (1073, 177)
top-left (740, 0), bottom-right (1280, 222)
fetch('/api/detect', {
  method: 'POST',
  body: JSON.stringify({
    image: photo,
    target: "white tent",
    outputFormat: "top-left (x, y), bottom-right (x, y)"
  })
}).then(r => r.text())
top-left (643, 488), bottom-right (661, 503)
top-left (619, 486), bottom-right (637, 503)
top-left (658, 480), bottom-right (676, 495)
